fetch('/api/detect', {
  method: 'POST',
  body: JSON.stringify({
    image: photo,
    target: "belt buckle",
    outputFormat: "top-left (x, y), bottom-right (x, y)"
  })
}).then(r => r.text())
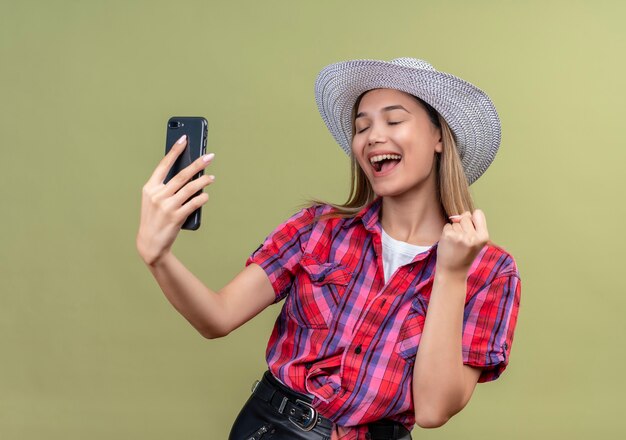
top-left (288, 399), bottom-right (318, 432)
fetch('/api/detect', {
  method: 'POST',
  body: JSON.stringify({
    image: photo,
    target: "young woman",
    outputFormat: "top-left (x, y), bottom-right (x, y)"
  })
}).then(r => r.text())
top-left (136, 58), bottom-right (521, 440)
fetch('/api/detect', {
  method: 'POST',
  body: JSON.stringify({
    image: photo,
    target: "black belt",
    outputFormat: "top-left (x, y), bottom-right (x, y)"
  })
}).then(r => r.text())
top-left (251, 371), bottom-right (411, 439)
top-left (367, 420), bottom-right (410, 439)
top-left (252, 370), bottom-right (332, 431)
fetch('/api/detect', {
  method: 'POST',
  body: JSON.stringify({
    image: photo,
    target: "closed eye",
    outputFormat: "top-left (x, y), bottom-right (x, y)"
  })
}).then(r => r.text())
top-left (356, 121), bottom-right (402, 134)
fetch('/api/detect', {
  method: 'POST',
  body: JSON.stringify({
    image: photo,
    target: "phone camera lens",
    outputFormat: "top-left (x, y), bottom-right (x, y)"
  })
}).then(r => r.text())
top-left (169, 121), bottom-right (182, 129)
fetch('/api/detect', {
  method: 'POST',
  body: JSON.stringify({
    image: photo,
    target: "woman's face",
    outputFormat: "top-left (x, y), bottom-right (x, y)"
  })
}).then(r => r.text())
top-left (351, 88), bottom-right (442, 198)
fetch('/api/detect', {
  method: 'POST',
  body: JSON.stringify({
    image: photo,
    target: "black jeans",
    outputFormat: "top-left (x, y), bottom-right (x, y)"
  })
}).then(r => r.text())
top-left (228, 371), bottom-right (412, 440)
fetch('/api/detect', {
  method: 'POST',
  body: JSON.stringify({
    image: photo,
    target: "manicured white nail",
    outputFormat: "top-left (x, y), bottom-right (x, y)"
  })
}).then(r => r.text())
top-left (208, 175), bottom-right (215, 181)
top-left (176, 134), bottom-right (187, 144)
top-left (449, 215), bottom-right (462, 219)
top-left (202, 153), bottom-right (215, 162)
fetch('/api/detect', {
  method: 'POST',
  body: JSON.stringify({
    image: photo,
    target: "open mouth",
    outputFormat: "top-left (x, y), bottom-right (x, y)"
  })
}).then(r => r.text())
top-left (369, 154), bottom-right (402, 174)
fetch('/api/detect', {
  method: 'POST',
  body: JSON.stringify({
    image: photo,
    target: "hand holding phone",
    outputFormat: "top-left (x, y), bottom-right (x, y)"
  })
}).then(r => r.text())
top-left (136, 117), bottom-right (214, 266)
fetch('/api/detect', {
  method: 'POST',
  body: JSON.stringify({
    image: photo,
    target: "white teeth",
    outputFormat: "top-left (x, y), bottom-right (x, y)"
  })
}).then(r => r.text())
top-left (369, 154), bottom-right (402, 164)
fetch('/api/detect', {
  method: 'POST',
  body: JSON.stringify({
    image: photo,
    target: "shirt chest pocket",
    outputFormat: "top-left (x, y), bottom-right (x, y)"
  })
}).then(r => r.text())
top-left (286, 255), bottom-right (352, 329)
top-left (395, 296), bottom-right (428, 361)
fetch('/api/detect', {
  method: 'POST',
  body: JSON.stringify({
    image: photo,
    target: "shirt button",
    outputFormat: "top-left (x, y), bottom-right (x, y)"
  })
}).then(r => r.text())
top-left (354, 345), bottom-right (362, 354)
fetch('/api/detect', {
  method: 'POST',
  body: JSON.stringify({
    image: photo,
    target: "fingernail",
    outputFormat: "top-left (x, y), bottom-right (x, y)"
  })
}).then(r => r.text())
top-left (208, 175), bottom-right (215, 180)
top-left (449, 215), bottom-right (462, 219)
top-left (176, 134), bottom-right (187, 144)
top-left (202, 153), bottom-right (215, 162)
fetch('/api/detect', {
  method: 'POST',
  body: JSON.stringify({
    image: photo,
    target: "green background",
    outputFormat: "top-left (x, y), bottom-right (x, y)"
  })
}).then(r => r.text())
top-left (1, 0), bottom-right (624, 438)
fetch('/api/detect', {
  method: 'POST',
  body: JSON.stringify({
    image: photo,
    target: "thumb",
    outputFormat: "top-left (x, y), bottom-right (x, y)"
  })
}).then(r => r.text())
top-left (472, 209), bottom-right (489, 239)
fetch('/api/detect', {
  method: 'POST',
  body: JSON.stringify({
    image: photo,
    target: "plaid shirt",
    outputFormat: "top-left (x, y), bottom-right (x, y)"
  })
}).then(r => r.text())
top-left (245, 197), bottom-right (521, 437)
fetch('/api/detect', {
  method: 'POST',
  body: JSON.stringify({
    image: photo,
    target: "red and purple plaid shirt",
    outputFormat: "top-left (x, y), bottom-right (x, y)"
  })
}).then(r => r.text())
top-left (245, 197), bottom-right (521, 436)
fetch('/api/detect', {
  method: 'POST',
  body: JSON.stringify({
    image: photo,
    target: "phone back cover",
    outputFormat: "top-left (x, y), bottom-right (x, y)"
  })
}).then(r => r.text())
top-left (164, 116), bottom-right (208, 230)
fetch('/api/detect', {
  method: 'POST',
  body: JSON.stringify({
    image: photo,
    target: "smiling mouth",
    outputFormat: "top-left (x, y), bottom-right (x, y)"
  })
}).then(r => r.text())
top-left (370, 154), bottom-right (402, 173)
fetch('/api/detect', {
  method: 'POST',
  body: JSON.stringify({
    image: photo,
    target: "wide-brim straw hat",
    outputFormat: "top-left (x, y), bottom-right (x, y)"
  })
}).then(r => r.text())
top-left (314, 57), bottom-right (501, 185)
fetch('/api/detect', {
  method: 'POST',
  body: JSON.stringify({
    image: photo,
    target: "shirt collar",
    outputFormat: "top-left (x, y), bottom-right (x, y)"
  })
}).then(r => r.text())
top-left (341, 196), bottom-right (383, 233)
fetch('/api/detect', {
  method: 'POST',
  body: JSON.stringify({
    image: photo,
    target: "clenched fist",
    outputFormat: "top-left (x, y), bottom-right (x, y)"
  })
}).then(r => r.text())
top-left (435, 210), bottom-right (489, 277)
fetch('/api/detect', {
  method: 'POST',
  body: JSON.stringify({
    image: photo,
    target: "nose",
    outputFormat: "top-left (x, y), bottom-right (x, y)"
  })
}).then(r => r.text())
top-left (367, 124), bottom-right (387, 146)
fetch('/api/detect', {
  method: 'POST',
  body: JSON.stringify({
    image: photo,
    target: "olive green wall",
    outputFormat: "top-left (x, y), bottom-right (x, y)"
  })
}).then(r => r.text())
top-left (1, 0), bottom-right (624, 438)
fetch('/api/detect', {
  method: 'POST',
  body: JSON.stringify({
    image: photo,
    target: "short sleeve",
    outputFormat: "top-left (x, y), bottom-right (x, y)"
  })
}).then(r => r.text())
top-left (462, 256), bottom-right (522, 383)
top-left (245, 206), bottom-right (317, 303)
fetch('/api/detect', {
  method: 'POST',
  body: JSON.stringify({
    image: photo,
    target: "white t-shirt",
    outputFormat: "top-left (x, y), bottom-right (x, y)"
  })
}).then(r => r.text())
top-left (381, 228), bottom-right (432, 283)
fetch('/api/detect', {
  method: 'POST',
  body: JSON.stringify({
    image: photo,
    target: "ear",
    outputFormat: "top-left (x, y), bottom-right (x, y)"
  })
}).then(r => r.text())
top-left (432, 124), bottom-right (443, 153)
top-left (434, 132), bottom-right (443, 153)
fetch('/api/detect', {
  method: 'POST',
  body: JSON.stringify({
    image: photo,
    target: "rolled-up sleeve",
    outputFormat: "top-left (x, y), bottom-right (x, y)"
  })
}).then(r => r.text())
top-left (462, 264), bottom-right (522, 383)
top-left (245, 206), bottom-right (317, 303)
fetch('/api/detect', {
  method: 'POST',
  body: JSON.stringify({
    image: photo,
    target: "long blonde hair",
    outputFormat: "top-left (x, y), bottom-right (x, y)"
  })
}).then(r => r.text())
top-left (303, 91), bottom-right (474, 222)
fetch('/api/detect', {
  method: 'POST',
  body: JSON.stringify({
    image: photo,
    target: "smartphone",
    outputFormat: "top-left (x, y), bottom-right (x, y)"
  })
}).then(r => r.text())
top-left (164, 116), bottom-right (208, 230)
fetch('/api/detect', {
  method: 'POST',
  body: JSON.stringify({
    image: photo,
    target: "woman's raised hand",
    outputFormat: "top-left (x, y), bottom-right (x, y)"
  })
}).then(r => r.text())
top-left (136, 135), bottom-right (215, 266)
top-left (435, 210), bottom-right (490, 278)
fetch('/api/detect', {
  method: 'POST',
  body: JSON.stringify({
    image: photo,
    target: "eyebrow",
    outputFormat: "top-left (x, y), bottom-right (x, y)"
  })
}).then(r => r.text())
top-left (355, 105), bottom-right (411, 119)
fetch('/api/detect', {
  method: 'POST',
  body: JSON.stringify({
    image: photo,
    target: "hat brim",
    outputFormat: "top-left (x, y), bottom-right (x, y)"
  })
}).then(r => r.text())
top-left (314, 59), bottom-right (501, 185)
